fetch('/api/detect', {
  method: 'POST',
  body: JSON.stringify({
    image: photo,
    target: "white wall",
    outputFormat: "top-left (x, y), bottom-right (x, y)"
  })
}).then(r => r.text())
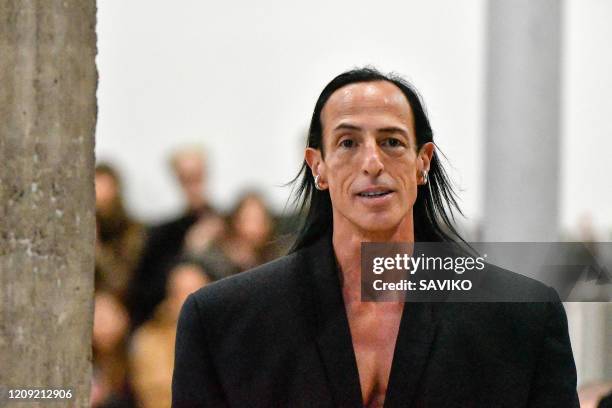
top-left (96, 0), bottom-right (611, 238)
top-left (96, 0), bottom-right (486, 225)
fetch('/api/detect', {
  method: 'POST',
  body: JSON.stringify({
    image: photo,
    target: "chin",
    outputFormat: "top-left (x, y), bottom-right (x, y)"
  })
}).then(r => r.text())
top-left (354, 213), bottom-right (403, 234)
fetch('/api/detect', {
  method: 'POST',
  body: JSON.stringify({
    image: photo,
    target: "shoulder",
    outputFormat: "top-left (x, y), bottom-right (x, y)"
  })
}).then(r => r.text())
top-left (477, 262), bottom-right (556, 302)
top-left (177, 250), bottom-right (316, 364)
top-left (193, 250), bottom-right (303, 296)
top-left (187, 250), bottom-right (309, 325)
top-left (438, 263), bottom-right (565, 339)
top-left (482, 263), bottom-right (564, 327)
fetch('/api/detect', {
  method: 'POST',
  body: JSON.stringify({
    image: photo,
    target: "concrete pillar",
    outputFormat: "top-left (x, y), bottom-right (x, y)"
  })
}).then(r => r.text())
top-left (0, 1), bottom-right (97, 406)
top-left (484, 0), bottom-right (612, 387)
top-left (483, 0), bottom-right (562, 242)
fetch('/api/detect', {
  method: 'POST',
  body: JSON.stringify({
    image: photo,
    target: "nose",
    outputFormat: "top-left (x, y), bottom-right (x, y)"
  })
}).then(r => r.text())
top-left (361, 140), bottom-right (384, 176)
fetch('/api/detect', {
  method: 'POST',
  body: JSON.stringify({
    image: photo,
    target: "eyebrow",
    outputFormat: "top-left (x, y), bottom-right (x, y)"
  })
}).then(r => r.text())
top-left (333, 123), bottom-right (409, 136)
top-left (333, 123), bottom-right (362, 132)
top-left (378, 126), bottom-right (409, 136)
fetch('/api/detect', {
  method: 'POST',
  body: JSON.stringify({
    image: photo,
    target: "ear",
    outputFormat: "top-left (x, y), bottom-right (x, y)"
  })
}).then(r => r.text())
top-left (416, 142), bottom-right (435, 185)
top-left (305, 147), bottom-right (328, 189)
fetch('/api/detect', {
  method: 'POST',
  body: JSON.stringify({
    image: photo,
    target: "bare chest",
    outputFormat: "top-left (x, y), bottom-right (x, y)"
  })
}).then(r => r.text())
top-left (345, 302), bottom-right (404, 408)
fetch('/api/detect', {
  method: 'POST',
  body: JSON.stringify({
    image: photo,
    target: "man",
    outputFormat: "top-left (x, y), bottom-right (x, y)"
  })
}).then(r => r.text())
top-left (128, 147), bottom-right (223, 328)
top-left (172, 68), bottom-right (578, 407)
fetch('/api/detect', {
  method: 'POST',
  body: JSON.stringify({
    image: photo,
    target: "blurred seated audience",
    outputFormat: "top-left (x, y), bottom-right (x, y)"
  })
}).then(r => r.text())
top-left (91, 291), bottom-right (134, 408)
top-left (129, 259), bottom-right (211, 408)
top-left (194, 192), bottom-right (280, 276)
top-left (95, 163), bottom-right (145, 303)
top-left (127, 147), bottom-right (223, 328)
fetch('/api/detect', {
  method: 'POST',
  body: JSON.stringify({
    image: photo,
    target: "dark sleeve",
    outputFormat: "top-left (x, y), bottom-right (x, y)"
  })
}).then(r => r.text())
top-left (127, 227), bottom-right (170, 328)
top-left (527, 287), bottom-right (579, 407)
top-left (172, 294), bottom-right (228, 407)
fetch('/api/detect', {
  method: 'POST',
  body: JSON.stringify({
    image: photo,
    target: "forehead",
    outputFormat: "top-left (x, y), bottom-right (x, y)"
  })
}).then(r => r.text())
top-left (321, 80), bottom-right (414, 129)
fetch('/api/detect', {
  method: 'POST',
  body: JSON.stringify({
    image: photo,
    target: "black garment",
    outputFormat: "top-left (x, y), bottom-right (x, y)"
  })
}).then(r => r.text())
top-left (172, 234), bottom-right (579, 407)
top-left (128, 209), bottom-right (208, 328)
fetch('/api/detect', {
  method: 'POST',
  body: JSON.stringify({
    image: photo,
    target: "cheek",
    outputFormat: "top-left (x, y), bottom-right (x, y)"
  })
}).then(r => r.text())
top-left (327, 174), bottom-right (351, 205)
top-left (393, 162), bottom-right (419, 195)
top-left (399, 176), bottom-right (417, 198)
top-left (324, 158), bottom-right (354, 193)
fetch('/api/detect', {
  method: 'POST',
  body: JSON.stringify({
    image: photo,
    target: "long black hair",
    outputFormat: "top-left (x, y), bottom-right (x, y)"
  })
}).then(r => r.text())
top-left (288, 67), bottom-right (465, 252)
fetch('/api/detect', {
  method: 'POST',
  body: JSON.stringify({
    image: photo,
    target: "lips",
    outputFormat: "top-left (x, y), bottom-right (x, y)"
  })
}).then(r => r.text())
top-left (357, 190), bottom-right (393, 197)
top-left (356, 187), bottom-right (394, 198)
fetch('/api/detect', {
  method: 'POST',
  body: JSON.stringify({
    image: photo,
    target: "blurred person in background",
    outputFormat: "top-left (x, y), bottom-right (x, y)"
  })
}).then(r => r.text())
top-left (91, 291), bottom-right (134, 408)
top-left (129, 259), bottom-right (211, 408)
top-left (128, 147), bottom-right (224, 328)
top-left (192, 191), bottom-right (280, 277)
top-left (95, 163), bottom-right (145, 303)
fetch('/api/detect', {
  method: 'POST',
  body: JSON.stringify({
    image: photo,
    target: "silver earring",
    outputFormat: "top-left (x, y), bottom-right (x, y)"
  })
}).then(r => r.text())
top-left (422, 170), bottom-right (429, 185)
top-left (314, 175), bottom-right (323, 190)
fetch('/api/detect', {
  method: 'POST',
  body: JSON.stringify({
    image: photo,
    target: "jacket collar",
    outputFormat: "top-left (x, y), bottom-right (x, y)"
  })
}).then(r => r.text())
top-left (301, 233), bottom-right (439, 408)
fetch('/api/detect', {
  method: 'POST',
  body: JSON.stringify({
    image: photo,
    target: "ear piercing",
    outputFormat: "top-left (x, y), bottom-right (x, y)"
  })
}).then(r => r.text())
top-left (314, 175), bottom-right (324, 190)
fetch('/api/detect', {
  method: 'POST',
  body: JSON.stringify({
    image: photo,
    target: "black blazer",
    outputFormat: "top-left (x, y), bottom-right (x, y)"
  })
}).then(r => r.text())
top-left (172, 234), bottom-right (579, 407)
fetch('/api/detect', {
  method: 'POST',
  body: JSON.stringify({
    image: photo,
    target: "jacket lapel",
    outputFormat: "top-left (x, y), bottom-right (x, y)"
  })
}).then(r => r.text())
top-left (383, 302), bottom-right (438, 407)
top-left (304, 234), bottom-right (363, 407)
top-left (303, 234), bottom-right (439, 408)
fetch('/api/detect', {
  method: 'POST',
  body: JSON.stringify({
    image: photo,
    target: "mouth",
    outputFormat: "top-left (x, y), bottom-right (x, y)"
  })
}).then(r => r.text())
top-left (356, 189), bottom-right (394, 198)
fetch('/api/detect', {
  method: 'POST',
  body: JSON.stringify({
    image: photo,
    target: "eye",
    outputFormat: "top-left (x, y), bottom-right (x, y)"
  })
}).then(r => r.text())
top-left (339, 139), bottom-right (355, 148)
top-left (382, 138), bottom-right (404, 148)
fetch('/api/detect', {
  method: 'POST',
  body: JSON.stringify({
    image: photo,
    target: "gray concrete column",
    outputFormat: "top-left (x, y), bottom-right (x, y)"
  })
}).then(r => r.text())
top-left (0, 0), bottom-right (97, 406)
top-left (483, 0), bottom-right (562, 241)
top-left (484, 0), bottom-right (612, 388)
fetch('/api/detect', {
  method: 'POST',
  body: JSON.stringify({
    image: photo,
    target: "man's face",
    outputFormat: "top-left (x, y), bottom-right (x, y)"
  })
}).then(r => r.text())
top-left (306, 80), bottom-right (433, 235)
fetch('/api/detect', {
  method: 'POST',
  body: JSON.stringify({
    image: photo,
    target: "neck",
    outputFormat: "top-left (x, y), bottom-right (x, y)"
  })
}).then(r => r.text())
top-left (332, 211), bottom-right (414, 297)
